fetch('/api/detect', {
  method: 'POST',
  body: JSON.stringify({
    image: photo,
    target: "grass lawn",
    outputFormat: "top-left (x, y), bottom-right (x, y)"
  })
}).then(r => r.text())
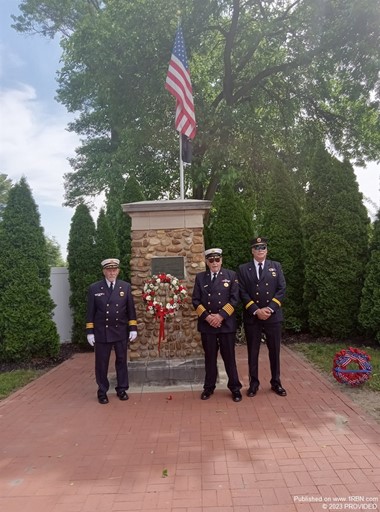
top-left (0, 369), bottom-right (44, 400)
top-left (289, 342), bottom-right (380, 392)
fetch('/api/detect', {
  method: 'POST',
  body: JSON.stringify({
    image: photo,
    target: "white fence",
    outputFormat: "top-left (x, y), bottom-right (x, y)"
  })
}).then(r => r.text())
top-left (50, 267), bottom-right (73, 344)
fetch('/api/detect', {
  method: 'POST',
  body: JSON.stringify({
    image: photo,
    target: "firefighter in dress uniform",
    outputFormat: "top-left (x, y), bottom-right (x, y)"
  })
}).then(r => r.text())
top-left (238, 238), bottom-right (287, 397)
top-left (192, 248), bottom-right (243, 402)
top-left (86, 258), bottom-right (137, 404)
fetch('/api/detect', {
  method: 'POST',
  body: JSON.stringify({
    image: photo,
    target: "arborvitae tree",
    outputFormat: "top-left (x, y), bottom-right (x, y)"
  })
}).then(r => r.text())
top-left (107, 175), bottom-right (145, 281)
top-left (0, 177), bottom-right (59, 362)
top-left (104, 174), bottom-right (126, 234)
top-left (359, 210), bottom-right (380, 343)
top-left (205, 183), bottom-right (253, 271)
top-left (260, 162), bottom-right (305, 331)
top-left (303, 146), bottom-right (370, 336)
top-left (67, 204), bottom-right (98, 344)
top-left (95, 208), bottom-right (118, 263)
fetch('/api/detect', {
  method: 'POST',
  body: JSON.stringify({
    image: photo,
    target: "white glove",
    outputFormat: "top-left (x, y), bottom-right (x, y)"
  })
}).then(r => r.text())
top-left (129, 331), bottom-right (137, 342)
top-left (87, 334), bottom-right (95, 346)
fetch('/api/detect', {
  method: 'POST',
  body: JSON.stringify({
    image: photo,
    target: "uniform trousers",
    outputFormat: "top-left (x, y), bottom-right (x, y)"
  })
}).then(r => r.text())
top-left (244, 321), bottom-right (282, 388)
top-left (95, 340), bottom-right (129, 397)
top-left (201, 332), bottom-right (242, 393)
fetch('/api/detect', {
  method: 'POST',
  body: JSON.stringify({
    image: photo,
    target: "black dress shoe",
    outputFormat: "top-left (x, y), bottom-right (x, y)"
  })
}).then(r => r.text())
top-left (98, 396), bottom-right (109, 404)
top-left (271, 385), bottom-right (287, 397)
top-left (246, 386), bottom-right (259, 397)
top-left (200, 390), bottom-right (213, 400)
top-left (117, 391), bottom-right (129, 401)
top-left (232, 391), bottom-right (242, 402)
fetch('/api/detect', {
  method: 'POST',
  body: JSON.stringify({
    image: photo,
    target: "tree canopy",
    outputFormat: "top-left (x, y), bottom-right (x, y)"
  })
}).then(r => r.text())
top-left (12, 0), bottom-right (380, 206)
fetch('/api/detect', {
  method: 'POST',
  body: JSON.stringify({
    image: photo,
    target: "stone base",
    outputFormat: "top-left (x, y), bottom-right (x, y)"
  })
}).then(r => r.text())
top-left (128, 358), bottom-right (205, 386)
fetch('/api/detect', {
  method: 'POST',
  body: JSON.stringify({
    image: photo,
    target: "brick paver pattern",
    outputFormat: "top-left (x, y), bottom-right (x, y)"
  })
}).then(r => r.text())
top-left (0, 345), bottom-right (379, 512)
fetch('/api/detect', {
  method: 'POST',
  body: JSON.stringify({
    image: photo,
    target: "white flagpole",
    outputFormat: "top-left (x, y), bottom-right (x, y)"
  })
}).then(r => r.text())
top-left (179, 132), bottom-right (184, 199)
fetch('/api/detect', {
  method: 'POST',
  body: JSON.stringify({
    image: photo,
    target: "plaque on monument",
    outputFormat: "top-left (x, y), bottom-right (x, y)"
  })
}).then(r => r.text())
top-left (151, 256), bottom-right (185, 279)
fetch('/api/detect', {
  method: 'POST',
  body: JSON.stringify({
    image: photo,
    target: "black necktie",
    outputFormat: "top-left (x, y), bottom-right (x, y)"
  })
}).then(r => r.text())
top-left (212, 273), bottom-right (217, 283)
top-left (258, 263), bottom-right (263, 279)
top-left (110, 282), bottom-right (114, 291)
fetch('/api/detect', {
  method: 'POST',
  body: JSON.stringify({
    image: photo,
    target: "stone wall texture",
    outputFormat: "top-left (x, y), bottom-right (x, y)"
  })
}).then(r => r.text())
top-left (129, 227), bottom-right (205, 360)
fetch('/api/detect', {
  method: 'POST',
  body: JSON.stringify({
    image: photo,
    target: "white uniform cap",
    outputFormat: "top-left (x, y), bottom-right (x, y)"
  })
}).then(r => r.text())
top-left (101, 258), bottom-right (120, 269)
top-left (204, 248), bottom-right (222, 258)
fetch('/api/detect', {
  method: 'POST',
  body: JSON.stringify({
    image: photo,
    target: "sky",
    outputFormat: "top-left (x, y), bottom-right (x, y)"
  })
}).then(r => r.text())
top-left (1, 1), bottom-right (380, 261)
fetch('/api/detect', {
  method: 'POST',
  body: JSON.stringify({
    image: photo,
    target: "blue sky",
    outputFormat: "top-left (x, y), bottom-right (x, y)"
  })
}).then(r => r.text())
top-left (0, 0), bottom-right (80, 259)
top-left (1, 1), bottom-right (379, 261)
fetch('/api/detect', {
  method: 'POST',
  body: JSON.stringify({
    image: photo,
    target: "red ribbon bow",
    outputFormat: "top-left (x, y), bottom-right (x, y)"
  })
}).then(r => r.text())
top-left (156, 309), bottom-right (167, 354)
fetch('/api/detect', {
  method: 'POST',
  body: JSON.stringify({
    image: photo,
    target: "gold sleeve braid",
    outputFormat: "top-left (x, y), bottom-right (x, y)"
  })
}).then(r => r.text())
top-left (245, 301), bottom-right (254, 309)
top-left (222, 303), bottom-right (234, 316)
top-left (128, 320), bottom-right (138, 326)
top-left (272, 298), bottom-right (282, 307)
top-left (196, 304), bottom-right (207, 317)
top-left (86, 322), bottom-right (94, 329)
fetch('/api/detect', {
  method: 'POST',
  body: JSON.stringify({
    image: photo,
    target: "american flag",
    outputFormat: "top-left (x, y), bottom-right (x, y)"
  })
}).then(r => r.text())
top-left (165, 26), bottom-right (196, 140)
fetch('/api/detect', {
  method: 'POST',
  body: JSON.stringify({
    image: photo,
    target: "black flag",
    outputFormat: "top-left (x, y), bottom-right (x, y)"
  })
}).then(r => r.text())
top-left (181, 134), bottom-right (192, 163)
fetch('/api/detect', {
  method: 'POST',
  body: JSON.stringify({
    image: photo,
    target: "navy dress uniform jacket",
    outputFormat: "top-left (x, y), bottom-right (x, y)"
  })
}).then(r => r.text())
top-left (192, 268), bottom-right (240, 333)
top-left (86, 279), bottom-right (137, 343)
top-left (238, 259), bottom-right (286, 323)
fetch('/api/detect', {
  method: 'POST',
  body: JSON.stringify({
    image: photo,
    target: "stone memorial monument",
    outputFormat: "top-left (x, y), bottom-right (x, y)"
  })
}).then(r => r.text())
top-left (122, 199), bottom-right (211, 385)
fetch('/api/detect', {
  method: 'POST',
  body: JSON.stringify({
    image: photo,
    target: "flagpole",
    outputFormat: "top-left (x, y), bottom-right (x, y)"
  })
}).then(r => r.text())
top-left (165, 20), bottom-right (195, 201)
top-left (177, 14), bottom-right (184, 200)
top-left (179, 132), bottom-right (184, 200)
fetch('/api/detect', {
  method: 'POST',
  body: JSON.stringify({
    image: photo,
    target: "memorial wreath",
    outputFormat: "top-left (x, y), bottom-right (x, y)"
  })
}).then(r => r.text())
top-left (332, 347), bottom-right (372, 387)
top-left (142, 273), bottom-right (188, 352)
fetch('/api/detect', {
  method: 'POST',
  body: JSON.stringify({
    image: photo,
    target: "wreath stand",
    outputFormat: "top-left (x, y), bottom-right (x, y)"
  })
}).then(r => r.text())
top-left (127, 272), bottom-right (205, 390)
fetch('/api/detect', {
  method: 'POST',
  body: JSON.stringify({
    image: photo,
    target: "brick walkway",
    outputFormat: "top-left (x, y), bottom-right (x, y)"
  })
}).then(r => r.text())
top-left (0, 345), bottom-right (379, 512)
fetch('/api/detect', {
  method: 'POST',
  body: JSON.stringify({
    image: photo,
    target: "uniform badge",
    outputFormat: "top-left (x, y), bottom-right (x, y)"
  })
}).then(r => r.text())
top-left (95, 292), bottom-right (105, 297)
top-left (120, 291), bottom-right (125, 297)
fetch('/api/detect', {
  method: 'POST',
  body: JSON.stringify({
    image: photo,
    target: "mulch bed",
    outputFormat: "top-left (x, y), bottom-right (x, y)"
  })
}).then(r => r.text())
top-left (0, 343), bottom-right (88, 373)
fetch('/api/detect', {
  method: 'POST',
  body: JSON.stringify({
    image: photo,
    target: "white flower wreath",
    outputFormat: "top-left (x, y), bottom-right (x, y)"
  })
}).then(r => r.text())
top-left (142, 273), bottom-right (187, 316)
